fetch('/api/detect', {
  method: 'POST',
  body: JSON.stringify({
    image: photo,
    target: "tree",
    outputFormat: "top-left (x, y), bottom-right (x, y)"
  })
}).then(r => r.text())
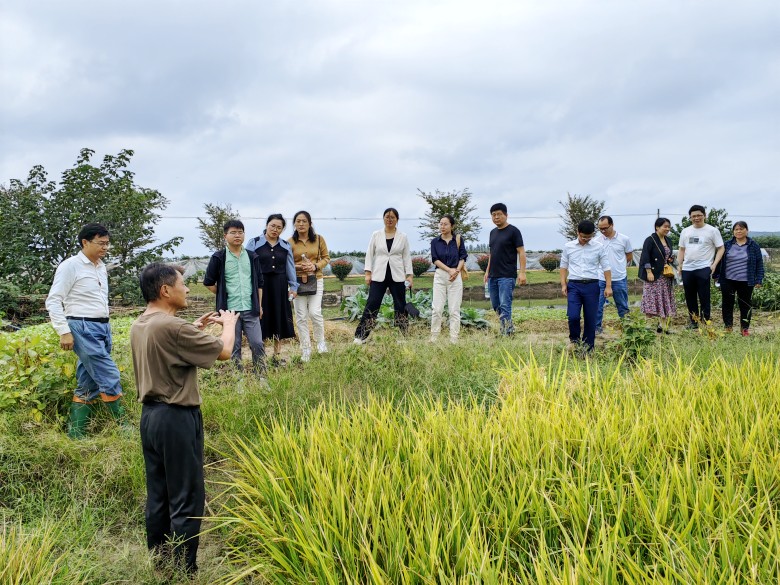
top-left (0, 148), bottom-right (181, 302)
top-left (558, 193), bottom-right (606, 240)
top-left (668, 207), bottom-right (732, 248)
top-left (197, 203), bottom-right (240, 253)
top-left (418, 188), bottom-right (481, 242)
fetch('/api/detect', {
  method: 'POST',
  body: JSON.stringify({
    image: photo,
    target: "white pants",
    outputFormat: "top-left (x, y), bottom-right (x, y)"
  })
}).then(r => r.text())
top-left (430, 268), bottom-right (463, 341)
top-left (293, 278), bottom-right (325, 350)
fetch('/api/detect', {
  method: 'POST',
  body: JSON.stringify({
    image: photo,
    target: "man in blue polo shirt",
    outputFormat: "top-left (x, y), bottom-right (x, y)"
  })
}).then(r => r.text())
top-left (560, 220), bottom-right (612, 352)
top-left (204, 219), bottom-right (266, 374)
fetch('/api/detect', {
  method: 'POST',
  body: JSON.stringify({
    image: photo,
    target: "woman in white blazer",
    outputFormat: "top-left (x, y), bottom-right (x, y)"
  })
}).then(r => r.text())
top-left (354, 208), bottom-right (413, 343)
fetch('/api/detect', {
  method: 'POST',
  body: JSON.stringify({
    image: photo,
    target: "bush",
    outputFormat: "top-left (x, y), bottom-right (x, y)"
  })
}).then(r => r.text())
top-left (752, 272), bottom-right (780, 310)
top-left (330, 259), bottom-right (353, 281)
top-left (539, 253), bottom-right (561, 272)
top-left (0, 280), bottom-right (21, 319)
top-left (476, 254), bottom-right (490, 272)
top-left (411, 257), bottom-right (432, 277)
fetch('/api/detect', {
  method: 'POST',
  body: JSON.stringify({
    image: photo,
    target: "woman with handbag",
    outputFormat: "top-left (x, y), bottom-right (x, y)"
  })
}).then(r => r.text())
top-left (354, 208), bottom-right (413, 344)
top-left (429, 214), bottom-right (468, 344)
top-left (639, 217), bottom-right (677, 333)
top-left (289, 210), bottom-right (331, 361)
top-left (246, 214), bottom-right (298, 365)
top-left (713, 221), bottom-right (764, 336)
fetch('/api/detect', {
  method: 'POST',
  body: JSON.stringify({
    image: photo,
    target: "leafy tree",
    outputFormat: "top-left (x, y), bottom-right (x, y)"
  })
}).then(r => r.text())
top-left (751, 234), bottom-right (780, 248)
top-left (668, 207), bottom-right (732, 248)
top-left (0, 148), bottom-right (181, 303)
top-left (418, 188), bottom-right (481, 242)
top-left (197, 202), bottom-right (240, 253)
top-left (558, 193), bottom-right (605, 240)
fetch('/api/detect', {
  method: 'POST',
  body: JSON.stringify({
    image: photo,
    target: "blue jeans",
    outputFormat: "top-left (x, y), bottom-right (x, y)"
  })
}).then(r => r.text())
top-left (567, 281), bottom-right (600, 350)
top-left (488, 277), bottom-right (515, 334)
top-left (232, 311), bottom-right (266, 372)
top-left (596, 278), bottom-right (629, 332)
top-left (69, 319), bottom-right (122, 403)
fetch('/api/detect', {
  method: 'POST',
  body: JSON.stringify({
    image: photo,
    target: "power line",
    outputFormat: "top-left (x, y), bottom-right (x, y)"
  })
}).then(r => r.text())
top-left (159, 213), bottom-right (780, 220)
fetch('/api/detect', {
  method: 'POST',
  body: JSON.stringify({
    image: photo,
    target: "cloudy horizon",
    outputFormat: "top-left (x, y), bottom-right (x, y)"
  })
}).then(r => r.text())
top-left (2, 0), bottom-right (778, 257)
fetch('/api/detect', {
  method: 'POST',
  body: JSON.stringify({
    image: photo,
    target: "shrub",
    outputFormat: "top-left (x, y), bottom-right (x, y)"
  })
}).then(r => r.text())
top-left (0, 280), bottom-right (21, 320)
top-left (476, 254), bottom-right (490, 272)
top-left (330, 259), bottom-right (353, 281)
top-left (752, 272), bottom-right (780, 310)
top-left (539, 253), bottom-right (561, 272)
top-left (411, 257), bottom-right (432, 277)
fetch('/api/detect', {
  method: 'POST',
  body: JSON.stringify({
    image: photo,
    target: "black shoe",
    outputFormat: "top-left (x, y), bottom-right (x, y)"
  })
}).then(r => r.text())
top-left (656, 326), bottom-right (663, 333)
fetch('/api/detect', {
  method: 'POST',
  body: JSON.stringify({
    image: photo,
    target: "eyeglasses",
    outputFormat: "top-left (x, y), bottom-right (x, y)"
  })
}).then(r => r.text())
top-left (226, 231), bottom-right (244, 236)
top-left (598, 226), bottom-right (610, 231)
top-left (690, 214), bottom-right (705, 219)
top-left (90, 240), bottom-right (110, 248)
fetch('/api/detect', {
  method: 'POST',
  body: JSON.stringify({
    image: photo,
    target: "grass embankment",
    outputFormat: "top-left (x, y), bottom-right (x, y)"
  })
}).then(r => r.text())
top-left (1, 309), bottom-right (778, 583)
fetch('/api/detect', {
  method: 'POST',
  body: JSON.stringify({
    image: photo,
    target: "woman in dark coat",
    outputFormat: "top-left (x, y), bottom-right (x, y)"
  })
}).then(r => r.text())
top-left (714, 221), bottom-right (764, 336)
top-left (639, 217), bottom-right (677, 333)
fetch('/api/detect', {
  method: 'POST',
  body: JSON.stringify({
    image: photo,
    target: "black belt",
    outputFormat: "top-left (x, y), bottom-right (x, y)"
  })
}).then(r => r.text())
top-left (66, 316), bottom-right (109, 323)
top-left (569, 279), bottom-right (598, 284)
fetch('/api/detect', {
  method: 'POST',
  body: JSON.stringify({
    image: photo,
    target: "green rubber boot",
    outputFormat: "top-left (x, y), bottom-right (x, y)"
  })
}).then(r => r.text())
top-left (104, 397), bottom-right (131, 430)
top-left (67, 402), bottom-right (92, 439)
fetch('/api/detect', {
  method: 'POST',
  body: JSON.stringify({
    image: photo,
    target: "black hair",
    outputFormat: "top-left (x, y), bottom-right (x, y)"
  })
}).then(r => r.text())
top-left (577, 220), bottom-right (595, 235)
top-left (139, 263), bottom-right (184, 303)
top-left (490, 203), bottom-right (508, 214)
top-left (597, 215), bottom-right (613, 225)
top-left (264, 214), bottom-right (286, 234)
top-left (78, 223), bottom-right (109, 248)
top-left (688, 204), bottom-right (706, 216)
top-left (383, 208), bottom-right (399, 220)
top-left (654, 217), bottom-right (671, 229)
top-left (223, 219), bottom-right (245, 234)
top-left (292, 210), bottom-right (317, 243)
top-left (440, 214), bottom-right (456, 228)
top-left (733, 221), bottom-right (748, 230)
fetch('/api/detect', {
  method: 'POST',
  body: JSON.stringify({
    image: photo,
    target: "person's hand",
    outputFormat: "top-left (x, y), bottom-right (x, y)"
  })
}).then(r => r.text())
top-left (211, 310), bottom-right (239, 327)
top-left (448, 268), bottom-right (458, 281)
top-left (517, 272), bottom-right (527, 286)
top-left (258, 307), bottom-right (264, 318)
top-left (647, 272), bottom-right (655, 283)
top-left (561, 284), bottom-right (568, 296)
top-left (60, 332), bottom-right (74, 351)
top-left (365, 272), bottom-right (372, 285)
top-left (406, 276), bottom-right (414, 288)
top-left (193, 311), bottom-right (216, 329)
top-left (755, 284), bottom-right (762, 289)
top-left (605, 286), bottom-right (613, 298)
top-left (483, 272), bottom-right (489, 284)
top-left (289, 291), bottom-right (298, 300)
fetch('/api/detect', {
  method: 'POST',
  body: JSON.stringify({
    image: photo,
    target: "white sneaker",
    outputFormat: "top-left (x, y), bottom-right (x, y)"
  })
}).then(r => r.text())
top-left (301, 349), bottom-right (311, 362)
top-left (317, 342), bottom-right (328, 353)
top-left (353, 338), bottom-right (366, 345)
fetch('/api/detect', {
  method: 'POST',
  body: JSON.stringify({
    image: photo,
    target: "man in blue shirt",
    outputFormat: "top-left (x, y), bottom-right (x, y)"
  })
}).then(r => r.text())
top-left (560, 220), bottom-right (612, 352)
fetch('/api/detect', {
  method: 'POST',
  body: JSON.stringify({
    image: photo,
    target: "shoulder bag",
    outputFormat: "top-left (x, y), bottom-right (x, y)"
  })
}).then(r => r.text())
top-left (455, 234), bottom-right (469, 281)
top-left (653, 237), bottom-right (675, 278)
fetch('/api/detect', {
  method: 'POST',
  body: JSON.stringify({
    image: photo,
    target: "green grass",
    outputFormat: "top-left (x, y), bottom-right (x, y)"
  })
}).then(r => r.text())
top-left (1, 307), bottom-right (778, 583)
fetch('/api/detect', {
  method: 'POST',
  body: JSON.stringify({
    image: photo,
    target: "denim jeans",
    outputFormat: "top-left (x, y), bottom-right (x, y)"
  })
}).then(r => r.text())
top-left (68, 319), bottom-right (122, 403)
top-left (596, 278), bottom-right (629, 332)
top-left (488, 277), bottom-right (515, 334)
top-left (567, 280), bottom-right (600, 350)
top-left (232, 311), bottom-right (266, 372)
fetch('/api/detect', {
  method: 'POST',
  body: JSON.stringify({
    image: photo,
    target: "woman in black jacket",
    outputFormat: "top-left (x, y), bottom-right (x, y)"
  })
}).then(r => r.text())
top-left (639, 217), bottom-right (677, 333)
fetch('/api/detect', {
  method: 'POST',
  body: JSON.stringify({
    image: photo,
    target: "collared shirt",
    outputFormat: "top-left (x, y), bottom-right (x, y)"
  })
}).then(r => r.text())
top-left (560, 238), bottom-right (611, 281)
top-left (431, 235), bottom-right (468, 269)
top-left (595, 231), bottom-right (632, 280)
top-left (224, 247), bottom-right (253, 311)
top-left (45, 251), bottom-right (109, 335)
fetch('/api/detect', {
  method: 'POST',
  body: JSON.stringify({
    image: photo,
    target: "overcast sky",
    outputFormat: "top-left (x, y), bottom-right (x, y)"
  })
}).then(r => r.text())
top-left (2, 0), bottom-right (778, 256)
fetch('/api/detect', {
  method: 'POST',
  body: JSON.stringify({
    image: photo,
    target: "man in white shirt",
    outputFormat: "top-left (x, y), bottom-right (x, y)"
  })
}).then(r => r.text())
top-left (560, 220), bottom-right (612, 352)
top-left (677, 205), bottom-right (725, 327)
top-left (595, 216), bottom-right (633, 334)
top-left (45, 223), bottom-right (126, 438)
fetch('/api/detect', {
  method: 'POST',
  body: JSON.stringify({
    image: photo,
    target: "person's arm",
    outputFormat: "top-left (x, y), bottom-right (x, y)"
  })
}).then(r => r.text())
top-left (677, 247), bottom-right (685, 271)
top-left (517, 246), bottom-right (527, 285)
top-left (483, 256), bottom-right (491, 284)
top-left (285, 243), bottom-right (299, 298)
top-left (209, 310), bottom-right (239, 360)
top-left (317, 236), bottom-right (331, 271)
top-left (603, 269), bottom-right (612, 297)
top-left (755, 243), bottom-right (765, 286)
top-left (711, 245), bottom-right (725, 274)
top-left (203, 255), bottom-right (220, 295)
top-left (403, 236), bottom-right (413, 287)
top-left (560, 267), bottom-right (568, 296)
top-left (625, 251), bottom-right (634, 266)
top-left (364, 232), bottom-right (375, 285)
top-left (45, 261), bottom-right (75, 348)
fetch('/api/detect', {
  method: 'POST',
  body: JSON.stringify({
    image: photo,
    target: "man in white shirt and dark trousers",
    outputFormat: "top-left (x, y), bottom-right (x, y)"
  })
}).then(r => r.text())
top-left (560, 220), bottom-right (612, 352)
top-left (676, 205), bottom-right (725, 328)
top-left (45, 223), bottom-right (126, 438)
top-left (595, 215), bottom-right (633, 334)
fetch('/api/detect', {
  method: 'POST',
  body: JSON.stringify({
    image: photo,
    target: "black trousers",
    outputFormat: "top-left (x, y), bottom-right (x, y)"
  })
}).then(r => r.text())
top-left (140, 402), bottom-right (205, 573)
top-left (681, 267), bottom-right (712, 323)
top-left (721, 279), bottom-right (754, 330)
top-left (355, 266), bottom-right (408, 340)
